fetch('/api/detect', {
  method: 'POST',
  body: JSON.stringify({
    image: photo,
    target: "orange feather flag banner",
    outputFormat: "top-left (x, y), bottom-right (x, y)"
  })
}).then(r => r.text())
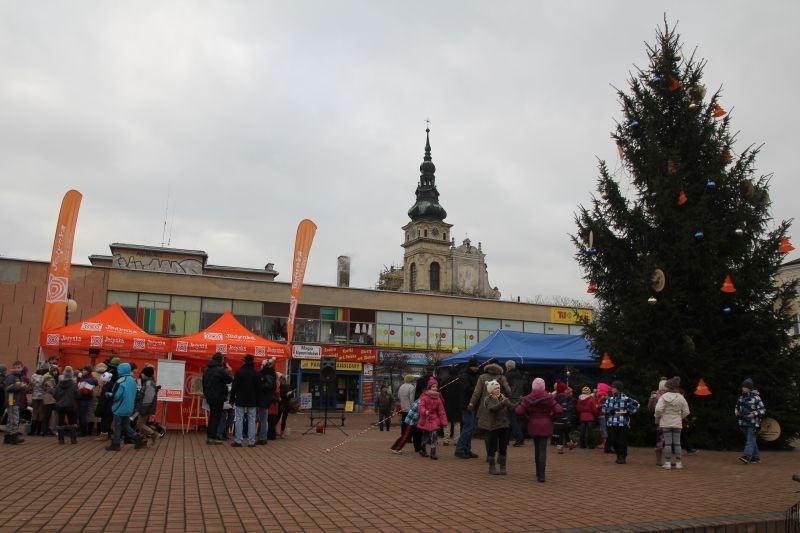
top-left (286, 219), bottom-right (318, 355)
top-left (40, 190), bottom-right (83, 333)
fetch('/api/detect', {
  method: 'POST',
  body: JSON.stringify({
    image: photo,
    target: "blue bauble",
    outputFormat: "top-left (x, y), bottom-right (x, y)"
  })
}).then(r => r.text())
top-left (694, 231), bottom-right (704, 240)
top-left (650, 191), bottom-right (657, 198)
top-left (706, 180), bottom-right (717, 189)
top-left (652, 75), bottom-right (663, 84)
top-left (630, 120), bottom-right (639, 127)
top-left (723, 306), bottom-right (733, 315)
top-left (587, 247), bottom-right (598, 256)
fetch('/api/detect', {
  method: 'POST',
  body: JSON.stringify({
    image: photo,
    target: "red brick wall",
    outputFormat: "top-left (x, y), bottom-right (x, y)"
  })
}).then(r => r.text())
top-left (0, 259), bottom-right (109, 370)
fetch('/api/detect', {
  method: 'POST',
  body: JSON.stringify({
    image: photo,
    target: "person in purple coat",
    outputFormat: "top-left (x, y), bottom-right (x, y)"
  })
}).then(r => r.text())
top-left (515, 378), bottom-right (563, 482)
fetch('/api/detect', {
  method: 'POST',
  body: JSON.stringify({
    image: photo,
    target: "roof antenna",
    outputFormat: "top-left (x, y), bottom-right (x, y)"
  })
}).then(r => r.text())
top-left (167, 198), bottom-right (176, 246)
top-left (160, 187), bottom-right (170, 247)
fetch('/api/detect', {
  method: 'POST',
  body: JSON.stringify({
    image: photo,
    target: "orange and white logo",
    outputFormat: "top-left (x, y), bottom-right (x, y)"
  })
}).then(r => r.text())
top-left (46, 334), bottom-right (60, 346)
top-left (132, 338), bottom-right (145, 349)
top-left (176, 341), bottom-right (188, 352)
top-left (80, 322), bottom-right (103, 332)
top-left (204, 332), bottom-right (223, 341)
top-left (46, 273), bottom-right (69, 304)
top-left (90, 335), bottom-right (103, 347)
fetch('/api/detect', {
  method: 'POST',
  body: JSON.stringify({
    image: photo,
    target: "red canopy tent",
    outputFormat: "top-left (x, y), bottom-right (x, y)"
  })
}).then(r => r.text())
top-left (39, 302), bottom-right (170, 368)
top-left (171, 311), bottom-right (288, 363)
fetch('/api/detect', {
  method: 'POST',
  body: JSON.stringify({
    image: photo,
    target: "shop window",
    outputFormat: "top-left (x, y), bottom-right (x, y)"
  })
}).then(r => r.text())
top-left (201, 298), bottom-right (232, 329)
top-left (107, 291), bottom-right (138, 321)
top-left (349, 322), bottom-right (374, 345)
top-left (429, 262), bottom-right (440, 291)
top-left (136, 293), bottom-right (170, 334)
top-left (264, 316), bottom-right (288, 341)
top-left (170, 296), bottom-right (201, 335)
top-left (409, 263), bottom-right (417, 292)
top-left (321, 321), bottom-right (349, 344)
top-left (292, 319), bottom-right (320, 343)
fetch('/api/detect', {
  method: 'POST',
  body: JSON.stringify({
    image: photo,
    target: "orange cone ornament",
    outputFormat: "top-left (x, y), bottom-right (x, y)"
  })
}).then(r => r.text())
top-left (599, 352), bottom-right (615, 370)
top-left (694, 378), bottom-right (712, 396)
top-left (723, 149), bottom-right (733, 163)
top-left (587, 280), bottom-right (598, 294)
top-left (677, 190), bottom-right (688, 206)
top-left (720, 275), bottom-right (737, 293)
top-left (668, 76), bottom-right (682, 92)
top-left (712, 104), bottom-right (726, 117)
top-left (778, 236), bottom-right (795, 253)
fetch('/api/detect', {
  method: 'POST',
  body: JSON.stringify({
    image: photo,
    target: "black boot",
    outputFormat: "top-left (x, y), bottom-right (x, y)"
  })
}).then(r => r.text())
top-left (498, 454), bottom-right (507, 475)
top-left (57, 426), bottom-right (65, 445)
top-left (430, 447), bottom-right (438, 460)
top-left (488, 455), bottom-right (498, 475)
top-left (419, 446), bottom-right (429, 458)
top-left (134, 435), bottom-right (147, 449)
top-left (11, 434), bottom-right (24, 445)
top-left (69, 425), bottom-right (78, 444)
top-left (28, 421), bottom-right (38, 436)
top-left (106, 442), bottom-right (121, 451)
top-left (3, 434), bottom-right (11, 444)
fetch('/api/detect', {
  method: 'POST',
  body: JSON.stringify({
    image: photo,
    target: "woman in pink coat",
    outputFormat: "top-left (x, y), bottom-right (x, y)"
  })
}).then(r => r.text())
top-left (416, 377), bottom-right (448, 460)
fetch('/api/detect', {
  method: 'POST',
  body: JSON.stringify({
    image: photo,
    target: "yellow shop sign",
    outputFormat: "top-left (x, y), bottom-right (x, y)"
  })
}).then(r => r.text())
top-left (300, 360), bottom-right (363, 372)
top-left (550, 307), bottom-right (593, 325)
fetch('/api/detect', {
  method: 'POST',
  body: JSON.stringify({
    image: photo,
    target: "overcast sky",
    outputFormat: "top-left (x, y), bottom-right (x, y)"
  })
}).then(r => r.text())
top-left (1, 1), bottom-right (798, 304)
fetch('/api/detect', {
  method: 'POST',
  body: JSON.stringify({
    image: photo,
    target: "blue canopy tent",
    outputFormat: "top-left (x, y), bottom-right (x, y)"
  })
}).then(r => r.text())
top-left (442, 330), bottom-right (594, 367)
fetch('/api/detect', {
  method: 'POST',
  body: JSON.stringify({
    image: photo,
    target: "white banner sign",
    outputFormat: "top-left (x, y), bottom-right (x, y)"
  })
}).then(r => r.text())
top-left (156, 359), bottom-right (186, 403)
top-left (292, 344), bottom-right (322, 359)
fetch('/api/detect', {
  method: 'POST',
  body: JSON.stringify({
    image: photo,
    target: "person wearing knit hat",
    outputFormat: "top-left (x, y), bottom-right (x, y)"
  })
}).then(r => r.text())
top-left (735, 377), bottom-right (766, 464)
top-left (135, 365), bottom-right (159, 446)
top-left (481, 379), bottom-right (513, 475)
top-left (515, 377), bottom-right (563, 482)
top-left (553, 380), bottom-right (576, 453)
top-left (468, 362), bottom-right (511, 459)
top-left (415, 377), bottom-right (448, 460)
top-left (108, 357), bottom-right (121, 368)
top-left (648, 376), bottom-right (670, 465)
top-left (53, 366), bottom-right (79, 444)
top-left (654, 377), bottom-right (690, 469)
top-left (576, 385), bottom-right (599, 449)
top-left (77, 362), bottom-right (99, 436)
top-left (602, 380), bottom-right (640, 464)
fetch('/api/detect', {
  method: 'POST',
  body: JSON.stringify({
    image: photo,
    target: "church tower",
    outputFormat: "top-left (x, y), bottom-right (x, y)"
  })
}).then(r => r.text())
top-left (402, 128), bottom-right (453, 293)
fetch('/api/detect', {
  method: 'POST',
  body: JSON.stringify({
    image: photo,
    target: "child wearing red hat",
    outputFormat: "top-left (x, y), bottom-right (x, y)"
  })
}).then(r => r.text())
top-left (415, 377), bottom-right (448, 460)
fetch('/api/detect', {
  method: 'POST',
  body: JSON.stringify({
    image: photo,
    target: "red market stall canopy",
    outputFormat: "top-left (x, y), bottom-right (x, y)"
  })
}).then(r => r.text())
top-left (40, 302), bottom-right (170, 355)
top-left (171, 311), bottom-right (288, 362)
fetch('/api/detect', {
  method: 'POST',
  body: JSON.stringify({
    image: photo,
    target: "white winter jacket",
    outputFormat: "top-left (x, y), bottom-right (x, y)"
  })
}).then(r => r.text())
top-left (654, 392), bottom-right (690, 429)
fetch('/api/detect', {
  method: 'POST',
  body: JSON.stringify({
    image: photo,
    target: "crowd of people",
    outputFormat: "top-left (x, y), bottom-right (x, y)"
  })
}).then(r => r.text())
top-left (383, 357), bottom-right (768, 482)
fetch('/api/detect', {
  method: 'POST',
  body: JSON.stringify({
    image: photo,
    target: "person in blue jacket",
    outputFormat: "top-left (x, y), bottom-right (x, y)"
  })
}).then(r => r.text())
top-left (107, 362), bottom-right (143, 451)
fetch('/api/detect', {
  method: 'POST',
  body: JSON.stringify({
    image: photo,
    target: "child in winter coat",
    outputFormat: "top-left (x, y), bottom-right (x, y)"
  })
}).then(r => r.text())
top-left (77, 365), bottom-right (98, 436)
top-left (654, 376), bottom-right (690, 469)
top-left (553, 380), bottom-right (576, 453)
top-left (389, 398), bottom-right (420, 454)
top-left (576, 386), bottom-right (599, 449)
top-left (515, 378), bottom-right (563, 482)
top-left (53, 366), bottom-right (80, 444)
top-left (595, 382), bottom-right (611, 451)
top-left (376, 387), bottom-right (394, 431)
top-left (602, 380), bottom-right (640, 464)
top-left (416, 377), bottom-right (448, 460)
top-left (136, 366), bottom-right (159, 446)
top-left (735, 378), bottom-right (766, 464)
top-left (28, 363), bottom-right (48, 436)
top-left (482, 379), bottom-right (513, 475)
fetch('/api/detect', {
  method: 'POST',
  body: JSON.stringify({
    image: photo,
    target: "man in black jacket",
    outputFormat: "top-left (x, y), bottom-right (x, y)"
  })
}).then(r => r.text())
top-left (454, 357), bottom-right (481, 459)
top-left (230, 354), bottom-right (260, 448)
top-left (202, 353), bottom-right (233, 445)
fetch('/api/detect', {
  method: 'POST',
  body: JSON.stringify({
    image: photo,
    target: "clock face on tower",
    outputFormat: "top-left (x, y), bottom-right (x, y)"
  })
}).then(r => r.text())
top-left (431, 228), bottom-right (439, 237)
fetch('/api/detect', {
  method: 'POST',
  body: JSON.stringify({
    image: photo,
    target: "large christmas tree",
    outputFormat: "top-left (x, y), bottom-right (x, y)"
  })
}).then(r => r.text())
top-left (573, 22), bottom-right (799, 449)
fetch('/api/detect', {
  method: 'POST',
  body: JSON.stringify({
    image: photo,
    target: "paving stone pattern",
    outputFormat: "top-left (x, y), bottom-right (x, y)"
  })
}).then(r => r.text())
top-left (0, 414), bottom-right (797, 532)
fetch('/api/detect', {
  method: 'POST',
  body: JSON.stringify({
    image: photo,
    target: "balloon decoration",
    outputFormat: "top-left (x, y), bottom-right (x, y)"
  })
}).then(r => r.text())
top-left (712, 104), bottom-right (726, 118)
top-left (677, 190), bottom-right (688, 206)
top-left (778, 236), bottom-right (795, 253)
top-left (587, 280), bottom-right (598, 294)
top-left (599, 352), bottom-right (615, 370)
top-left (694, 379), bottom-right (712, 396)
top-left (720, 275), bottom-right (737, 293)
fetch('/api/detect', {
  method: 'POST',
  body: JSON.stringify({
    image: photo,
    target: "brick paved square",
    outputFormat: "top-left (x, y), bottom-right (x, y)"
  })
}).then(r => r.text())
top-left (0, 414), bottom-right (797, 532)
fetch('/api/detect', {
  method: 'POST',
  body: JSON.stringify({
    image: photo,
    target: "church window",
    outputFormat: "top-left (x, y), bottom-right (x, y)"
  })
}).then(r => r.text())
top-left (424, 230), bottom-right (428, 237)
top-left (410, 263), bottom-right (417, 292)
top-left (430, 262), bottom-right (440, 291)
top-left (443, 232), bottom-right (447, 241)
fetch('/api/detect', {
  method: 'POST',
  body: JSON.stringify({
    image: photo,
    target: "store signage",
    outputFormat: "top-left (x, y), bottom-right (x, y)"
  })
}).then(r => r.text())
top-left (550, 307), bottom-right (593, 325)
top-left (321, 346), bottom-right (377, 363)
top-left (378, 351), bottom-right (430, 366)
top-left (292, 344), bottom-right (322, 359)
top-left (300, 360), bottom-right (363, 372)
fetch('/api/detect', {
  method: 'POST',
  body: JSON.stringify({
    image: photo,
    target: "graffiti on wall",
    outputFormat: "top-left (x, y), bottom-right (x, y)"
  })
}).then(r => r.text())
top-left (112, 254), bottom-right (203, 275)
